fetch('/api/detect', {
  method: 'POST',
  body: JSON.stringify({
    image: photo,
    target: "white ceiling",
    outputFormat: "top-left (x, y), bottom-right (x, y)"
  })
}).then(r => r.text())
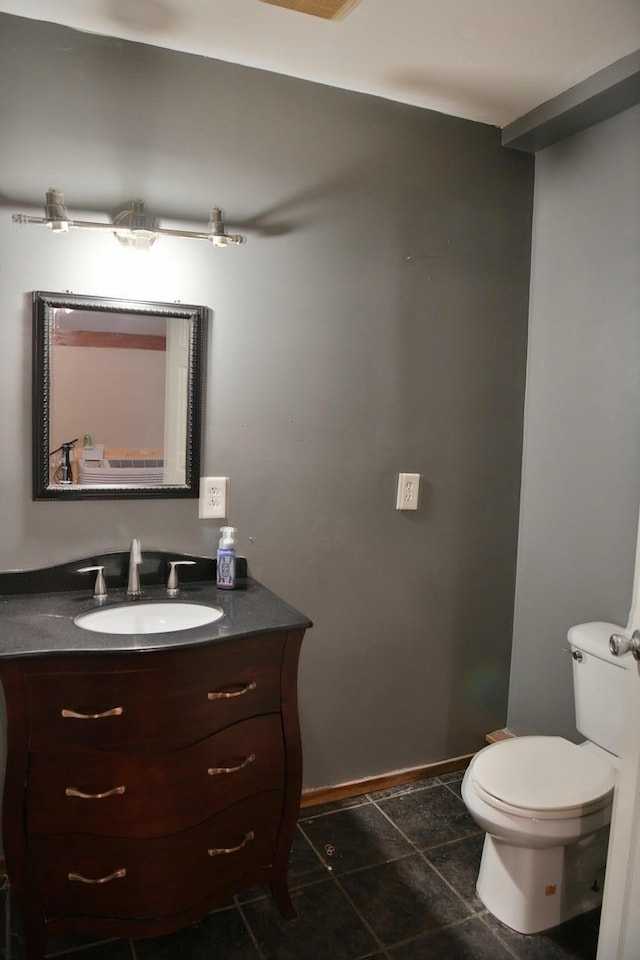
top-left (1, 0), bottom-right (639, 127)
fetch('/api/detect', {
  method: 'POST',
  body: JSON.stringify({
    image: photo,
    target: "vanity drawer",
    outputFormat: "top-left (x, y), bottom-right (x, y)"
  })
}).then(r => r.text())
top-left (28, 714), bottom-right (286, 836)
top-left (24, 635), bottom-right (285, 750)
top-left (29, 791), bottom-right (283, 920)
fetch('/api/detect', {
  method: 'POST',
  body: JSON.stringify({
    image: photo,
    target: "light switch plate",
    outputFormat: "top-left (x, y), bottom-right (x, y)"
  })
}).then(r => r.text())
top-left (396, 473), bottom-right (420, 510)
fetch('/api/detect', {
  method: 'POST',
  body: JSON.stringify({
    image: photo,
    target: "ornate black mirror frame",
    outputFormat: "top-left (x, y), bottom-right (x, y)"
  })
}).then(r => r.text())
top-left (33, 291), bottom-right (205, 501)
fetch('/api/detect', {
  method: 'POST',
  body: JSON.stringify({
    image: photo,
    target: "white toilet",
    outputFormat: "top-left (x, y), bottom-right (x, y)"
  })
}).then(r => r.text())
top-left (461, 621), bottom-right (628, 935)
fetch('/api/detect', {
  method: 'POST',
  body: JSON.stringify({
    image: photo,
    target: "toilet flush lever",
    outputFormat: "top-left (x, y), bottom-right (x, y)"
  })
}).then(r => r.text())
top-left (609, 632), bottom-right (640, 661)
top-left (562, 647), bottom-right (583, 662)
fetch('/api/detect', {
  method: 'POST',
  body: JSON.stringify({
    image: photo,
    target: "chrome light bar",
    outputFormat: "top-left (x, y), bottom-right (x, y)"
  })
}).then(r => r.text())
top-left (12, 189), bottom-right (246, 248)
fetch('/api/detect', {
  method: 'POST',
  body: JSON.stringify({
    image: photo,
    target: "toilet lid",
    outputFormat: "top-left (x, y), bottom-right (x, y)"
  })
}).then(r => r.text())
top-left (471, 736), bottom-right (615, 814)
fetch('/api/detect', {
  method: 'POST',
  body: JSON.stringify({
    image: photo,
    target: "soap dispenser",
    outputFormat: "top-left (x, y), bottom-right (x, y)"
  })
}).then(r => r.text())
top-left (216, 526), bottom-right (237, 590)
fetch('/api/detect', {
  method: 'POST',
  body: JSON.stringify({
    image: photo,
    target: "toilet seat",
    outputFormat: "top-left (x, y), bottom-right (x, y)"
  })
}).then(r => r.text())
top-left (469, 736), bottom-right (615, 820)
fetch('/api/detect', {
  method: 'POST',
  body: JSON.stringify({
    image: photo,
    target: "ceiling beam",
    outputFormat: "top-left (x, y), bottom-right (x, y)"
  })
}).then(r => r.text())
top-left (502, 50), bottom-right (640, 153)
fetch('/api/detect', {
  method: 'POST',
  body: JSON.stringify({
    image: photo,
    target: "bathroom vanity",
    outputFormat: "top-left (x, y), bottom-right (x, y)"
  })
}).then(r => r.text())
top-left (0, 553), bottom-right (311, 960)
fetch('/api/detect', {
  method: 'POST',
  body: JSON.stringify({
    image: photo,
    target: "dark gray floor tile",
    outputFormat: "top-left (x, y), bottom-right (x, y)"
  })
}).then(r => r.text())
top-left (442, 778), bottom-right (463, 799)
top-left (377, 784), bottom-right (480, 850)
top-left (367, 781), bottom-right (438, 802)
top-left (46, 936), bottom-right (127, 957)
top-left (424, 832), bottom-right (485, 910)
top-left (299, 796), bottom-right (372, 818)
top-left (389, 916), bottom-right (515, 959)
top-left (236, 827), bottom-right (328, 903)
top-left (549, 908), bottom-right (601, 959)
top-left (340, 854), bottom-right (471, 946)
top-left (438, 770), bottom-right (466, 784)
top-left (134, 907), bottom-right (260, 960)
top-left (50, 942), bottom-right (134, 960)
top-left (241, 879), bottom-right (378, 959)
top-left (300, 804), bottom-right (413, 875)
top-left (288, 825), bottom-right (330, 885)
top-left (235, 883), bottom-right (271, 905)
top-left (484, 907), bottom-right (601, 960)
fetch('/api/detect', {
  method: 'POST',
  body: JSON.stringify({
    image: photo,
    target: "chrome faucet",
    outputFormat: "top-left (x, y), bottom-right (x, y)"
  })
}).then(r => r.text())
top-left (126, 538), bottom-right (142, 598)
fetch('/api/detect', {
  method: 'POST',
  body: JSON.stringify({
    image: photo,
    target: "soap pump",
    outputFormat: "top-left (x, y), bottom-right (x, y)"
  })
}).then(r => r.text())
top-left (216, 526), bottom-right (237, 590)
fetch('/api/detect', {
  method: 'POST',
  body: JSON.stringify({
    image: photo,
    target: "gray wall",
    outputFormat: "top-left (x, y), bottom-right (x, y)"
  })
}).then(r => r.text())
top-left (0, 14), bottom-right (533, 790)
top-left (508, 103), bottom-right (640, 739)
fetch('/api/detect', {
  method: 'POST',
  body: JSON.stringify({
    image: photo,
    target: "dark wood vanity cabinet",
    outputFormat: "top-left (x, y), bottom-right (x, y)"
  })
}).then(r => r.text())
top-left (0, 629), bottom-right (305, 959)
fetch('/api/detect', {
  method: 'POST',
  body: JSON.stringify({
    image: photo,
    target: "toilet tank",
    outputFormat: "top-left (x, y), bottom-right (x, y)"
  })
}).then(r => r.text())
top-left (568, 621), bottom-right (629, 756)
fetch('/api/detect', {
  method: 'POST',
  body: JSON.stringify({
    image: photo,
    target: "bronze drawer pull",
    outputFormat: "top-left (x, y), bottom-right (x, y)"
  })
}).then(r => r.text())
top-left (68, 868), bottom-right (127, 884)
top-left (61, 707), bottom-right (124, 719)
top-left (207, 681), bottom-right (256, 701)
top-left (65, 785), bottom-right (126, 799)
top-left (207, 754), bottom-right (255, 776)
top-left (208, 831), bottom-right (255, 857)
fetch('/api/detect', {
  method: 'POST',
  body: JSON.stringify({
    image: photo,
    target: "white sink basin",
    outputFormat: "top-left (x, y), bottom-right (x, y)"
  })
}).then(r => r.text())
top-left (75, 602), bottom-right (224, 635)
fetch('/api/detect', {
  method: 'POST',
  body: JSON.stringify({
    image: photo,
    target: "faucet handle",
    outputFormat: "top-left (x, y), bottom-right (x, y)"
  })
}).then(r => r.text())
top-left (77, 565), bottom-right (108, 600)
top-left (167, 560), bottom-right (196, 597)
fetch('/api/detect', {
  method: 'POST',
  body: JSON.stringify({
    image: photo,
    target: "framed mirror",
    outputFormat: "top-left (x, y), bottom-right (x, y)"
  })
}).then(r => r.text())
top-left (33, 291), bottom-right (205, 500)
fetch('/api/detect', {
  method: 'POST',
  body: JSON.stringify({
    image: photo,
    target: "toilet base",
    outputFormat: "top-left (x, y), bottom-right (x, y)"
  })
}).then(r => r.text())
top-left (477, 826), bottom-right (609, 934)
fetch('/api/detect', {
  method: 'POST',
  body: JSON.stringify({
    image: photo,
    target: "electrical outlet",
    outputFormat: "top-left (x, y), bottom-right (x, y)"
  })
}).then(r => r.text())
top-left (396, 473), bottom-right (420, 510)
top-left (199, 477), bottom-right (228, 519)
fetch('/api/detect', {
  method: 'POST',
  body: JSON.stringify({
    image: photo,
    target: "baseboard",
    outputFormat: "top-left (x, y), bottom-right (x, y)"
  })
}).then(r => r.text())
top-left (300, 753), bottom-right (474, 808)
top-left (485, 727), bottom-right (516, 744)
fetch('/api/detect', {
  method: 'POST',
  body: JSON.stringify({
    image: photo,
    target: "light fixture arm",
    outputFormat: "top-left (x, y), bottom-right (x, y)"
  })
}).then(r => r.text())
top-left (12, 190), bottom-right (246, 248)
top-left (12, 214), bottom-right (127, 232)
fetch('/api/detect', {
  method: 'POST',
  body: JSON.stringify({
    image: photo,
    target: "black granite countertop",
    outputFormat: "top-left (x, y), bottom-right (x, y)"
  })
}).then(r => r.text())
top-left (0, 553), bottom-right (311, 659)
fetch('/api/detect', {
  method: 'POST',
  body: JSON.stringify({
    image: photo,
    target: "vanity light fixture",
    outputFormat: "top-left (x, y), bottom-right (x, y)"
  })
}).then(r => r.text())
top-left (12, 189), bottom-right (246, 248)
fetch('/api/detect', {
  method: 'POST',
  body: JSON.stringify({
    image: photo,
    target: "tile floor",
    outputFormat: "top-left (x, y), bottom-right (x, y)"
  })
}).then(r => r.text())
top-left (1, 770), bottom-right (600, 960)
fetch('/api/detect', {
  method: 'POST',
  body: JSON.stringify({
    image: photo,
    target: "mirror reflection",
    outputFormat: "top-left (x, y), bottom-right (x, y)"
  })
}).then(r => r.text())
top-left (33, 293), bottom-right (205, 500)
